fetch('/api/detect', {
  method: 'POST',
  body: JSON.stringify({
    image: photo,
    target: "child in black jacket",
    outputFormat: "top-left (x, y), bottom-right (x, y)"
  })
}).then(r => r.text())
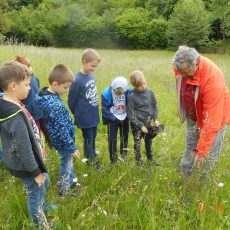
top-left (0, 61), bottom-right (50, 228)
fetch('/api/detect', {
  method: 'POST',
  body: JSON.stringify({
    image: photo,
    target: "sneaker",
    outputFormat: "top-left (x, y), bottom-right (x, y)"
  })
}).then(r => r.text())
top-left (152, 160), bottom-right (161, 167)
top-left (72, 177), bottom-right (78, 183)
top-left (136, 160), bottom-right (143, 166)
top-left (95, 161), bottom-right (103, 172)
top-left (110, 161), bottom-right (118, 166)
top-left (70, 178), bottom-right (80, 189)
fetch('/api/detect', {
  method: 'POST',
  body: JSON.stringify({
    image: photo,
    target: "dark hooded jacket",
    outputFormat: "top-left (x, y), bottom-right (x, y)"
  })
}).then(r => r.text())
top-left (127, 88), bottom-right (158, 128)
top-left (0, 98), bottom-right (47, 178)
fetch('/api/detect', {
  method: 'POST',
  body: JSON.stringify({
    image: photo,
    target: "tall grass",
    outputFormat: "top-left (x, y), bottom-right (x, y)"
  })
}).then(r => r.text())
top-left (0, 45), bottom-right (229, 229)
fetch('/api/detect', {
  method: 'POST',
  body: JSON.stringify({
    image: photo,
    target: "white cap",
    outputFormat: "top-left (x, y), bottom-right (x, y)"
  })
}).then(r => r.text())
top-left (111, 76), bottom-right (128, 92)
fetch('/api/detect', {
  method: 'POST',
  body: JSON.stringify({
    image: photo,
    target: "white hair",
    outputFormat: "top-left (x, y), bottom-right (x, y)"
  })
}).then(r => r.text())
top-left (172, 45), bottom-right (200, 71)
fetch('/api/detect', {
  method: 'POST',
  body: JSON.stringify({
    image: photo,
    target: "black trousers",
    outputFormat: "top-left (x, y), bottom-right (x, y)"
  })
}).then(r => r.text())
top-left (131, 123), bottom-right (153, 163)
top-left (108, 118), bottom-right (129, 163)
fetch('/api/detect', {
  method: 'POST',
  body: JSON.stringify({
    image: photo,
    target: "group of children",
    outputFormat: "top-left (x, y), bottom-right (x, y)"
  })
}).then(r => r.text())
top-left (0, 49), bottom-right (163, 227)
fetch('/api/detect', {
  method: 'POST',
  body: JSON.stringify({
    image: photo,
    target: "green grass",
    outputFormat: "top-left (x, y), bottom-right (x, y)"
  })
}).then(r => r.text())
top-left (0, 45), bottom-right (229, 229)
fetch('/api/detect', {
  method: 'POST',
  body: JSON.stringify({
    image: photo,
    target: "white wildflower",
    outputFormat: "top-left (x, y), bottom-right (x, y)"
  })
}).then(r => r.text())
top-left (218, 182), bottom-right (224, 188)
top-left (82, 158), bottom-right (88, 163)
top-left (102, 210), bottom-right (107, 216)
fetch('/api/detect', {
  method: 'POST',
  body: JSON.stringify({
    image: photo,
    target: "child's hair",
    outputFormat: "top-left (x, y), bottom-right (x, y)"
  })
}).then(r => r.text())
top-left (0, 61), bottom-right (33, 90)
top-left (14, 55), bottom-right (34, 76)
top-left (15, 55), bottom-right (31, 67)
top-left (82, 48), bottom-right (101, 63)
top-left (129, 70), bottom-right (145, 88)
top-left (113, 87), bottom-right (125, 96)
top-left (49, 64), bottom-right (74, 84)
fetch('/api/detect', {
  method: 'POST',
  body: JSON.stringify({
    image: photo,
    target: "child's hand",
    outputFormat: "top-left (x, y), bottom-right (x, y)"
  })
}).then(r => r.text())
top-left (155, 120), bottom-right (160, 127)
top-left (72, 150), bottom-right (80, 159)
top-left (34, 173), bottom-right (46, 187)
top-left (141, 126), bottom-right (148, 133)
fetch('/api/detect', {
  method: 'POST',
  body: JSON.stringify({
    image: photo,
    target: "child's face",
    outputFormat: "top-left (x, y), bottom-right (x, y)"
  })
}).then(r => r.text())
top-left (82, 59), bottom-right (99, 74)
top-left (14, 77), bottom-right (31, 100)
top-left (174, 63), bottom-right (197, 78)
top-left (53, 81), bottom-right (72, 95)
top-left (136, 81), bottom-right (146, 92)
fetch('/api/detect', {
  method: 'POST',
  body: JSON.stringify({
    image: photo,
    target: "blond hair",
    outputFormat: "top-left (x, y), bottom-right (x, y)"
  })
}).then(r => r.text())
top-left (129, 70), bottom-right (145, 87)
top-left (0, 61), bottom-right (32, 90)
top-left (82, 48), bottom-right (101, 63)
top-left (49, 64), bottom-right (74, 84)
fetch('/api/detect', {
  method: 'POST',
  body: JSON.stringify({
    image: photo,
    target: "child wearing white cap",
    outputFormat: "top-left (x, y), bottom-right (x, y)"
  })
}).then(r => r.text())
top-left (101, 76), bottom-right (132, 164)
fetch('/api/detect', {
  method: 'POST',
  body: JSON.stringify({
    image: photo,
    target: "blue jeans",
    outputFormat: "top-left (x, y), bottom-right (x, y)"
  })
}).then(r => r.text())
top-left (0, 139), bottom-right (3, 163)
top-left (57, 150), bottom-right (75, 195)
top-left (81, 127), bottom-right (97, 159)
top-left (21, 173), bottom-right (49, 227)
top-left (70, 167), bottom-right (76, 183)
top-left (0, 148), bottom-right (3, 163)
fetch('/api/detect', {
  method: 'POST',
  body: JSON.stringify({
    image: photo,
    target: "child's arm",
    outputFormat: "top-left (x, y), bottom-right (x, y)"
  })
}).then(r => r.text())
top-left (72, 149), bottom-right (80, 159)
top-left (68, 79), bottom-right (80, 114)
top-left (141, 126), bottom-right (148, 133)
top-left (34, 173), bottom-right (46, 187)
top-left (101, 94), bottom-right (116, 124)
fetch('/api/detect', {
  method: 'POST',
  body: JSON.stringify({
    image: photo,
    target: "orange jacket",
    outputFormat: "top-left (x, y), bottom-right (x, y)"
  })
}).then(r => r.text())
top-left (174, 56), bottom-right (230, 158)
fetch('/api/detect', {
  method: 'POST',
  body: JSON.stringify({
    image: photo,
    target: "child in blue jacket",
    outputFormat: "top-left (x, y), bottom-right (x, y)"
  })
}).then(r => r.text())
top-left (102, 76), bottom-right (131, 164)
top-left (36, 64), bottom-right (80, 196)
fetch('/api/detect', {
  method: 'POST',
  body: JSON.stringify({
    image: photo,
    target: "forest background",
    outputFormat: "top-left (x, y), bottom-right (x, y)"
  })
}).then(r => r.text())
top-left (0, 0), bottom-right (230, 51)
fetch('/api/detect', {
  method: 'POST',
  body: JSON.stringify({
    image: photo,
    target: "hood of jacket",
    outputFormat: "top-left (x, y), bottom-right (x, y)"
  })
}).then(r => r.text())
top-left (0, 98), bottom-right (22, 122)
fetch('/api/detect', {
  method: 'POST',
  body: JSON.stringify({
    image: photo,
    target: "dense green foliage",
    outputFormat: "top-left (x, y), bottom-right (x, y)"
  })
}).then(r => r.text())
top-left (0, 0), bottom-right (230, 49)
top-left (0, 44), bottom-right (229, 229)
top-left (167, 0), bottom-right (210, 49)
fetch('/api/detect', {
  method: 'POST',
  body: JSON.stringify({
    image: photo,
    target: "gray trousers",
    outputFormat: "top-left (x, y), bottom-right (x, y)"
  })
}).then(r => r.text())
top-left (182, 116), bottom-right (226, 175)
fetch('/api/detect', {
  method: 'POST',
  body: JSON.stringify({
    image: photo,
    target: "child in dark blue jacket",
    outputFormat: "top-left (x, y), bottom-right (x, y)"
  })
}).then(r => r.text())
top-left (14, 55), bottom-right (43, 124)
top-left (102, 77), bottom-right (131, 164)
top-left (36, 64), bottom-right (80, 196)
top-left (68, 49), bottom-right (101, 165)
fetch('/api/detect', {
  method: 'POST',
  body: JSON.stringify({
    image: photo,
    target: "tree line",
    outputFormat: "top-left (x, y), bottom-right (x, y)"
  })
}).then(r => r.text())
top-left (0, 0), bottom-right (229, 50)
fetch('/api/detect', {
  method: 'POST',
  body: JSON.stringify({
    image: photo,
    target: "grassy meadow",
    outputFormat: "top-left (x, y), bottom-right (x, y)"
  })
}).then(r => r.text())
top-left (0, 45), bottom-right (229, 229)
